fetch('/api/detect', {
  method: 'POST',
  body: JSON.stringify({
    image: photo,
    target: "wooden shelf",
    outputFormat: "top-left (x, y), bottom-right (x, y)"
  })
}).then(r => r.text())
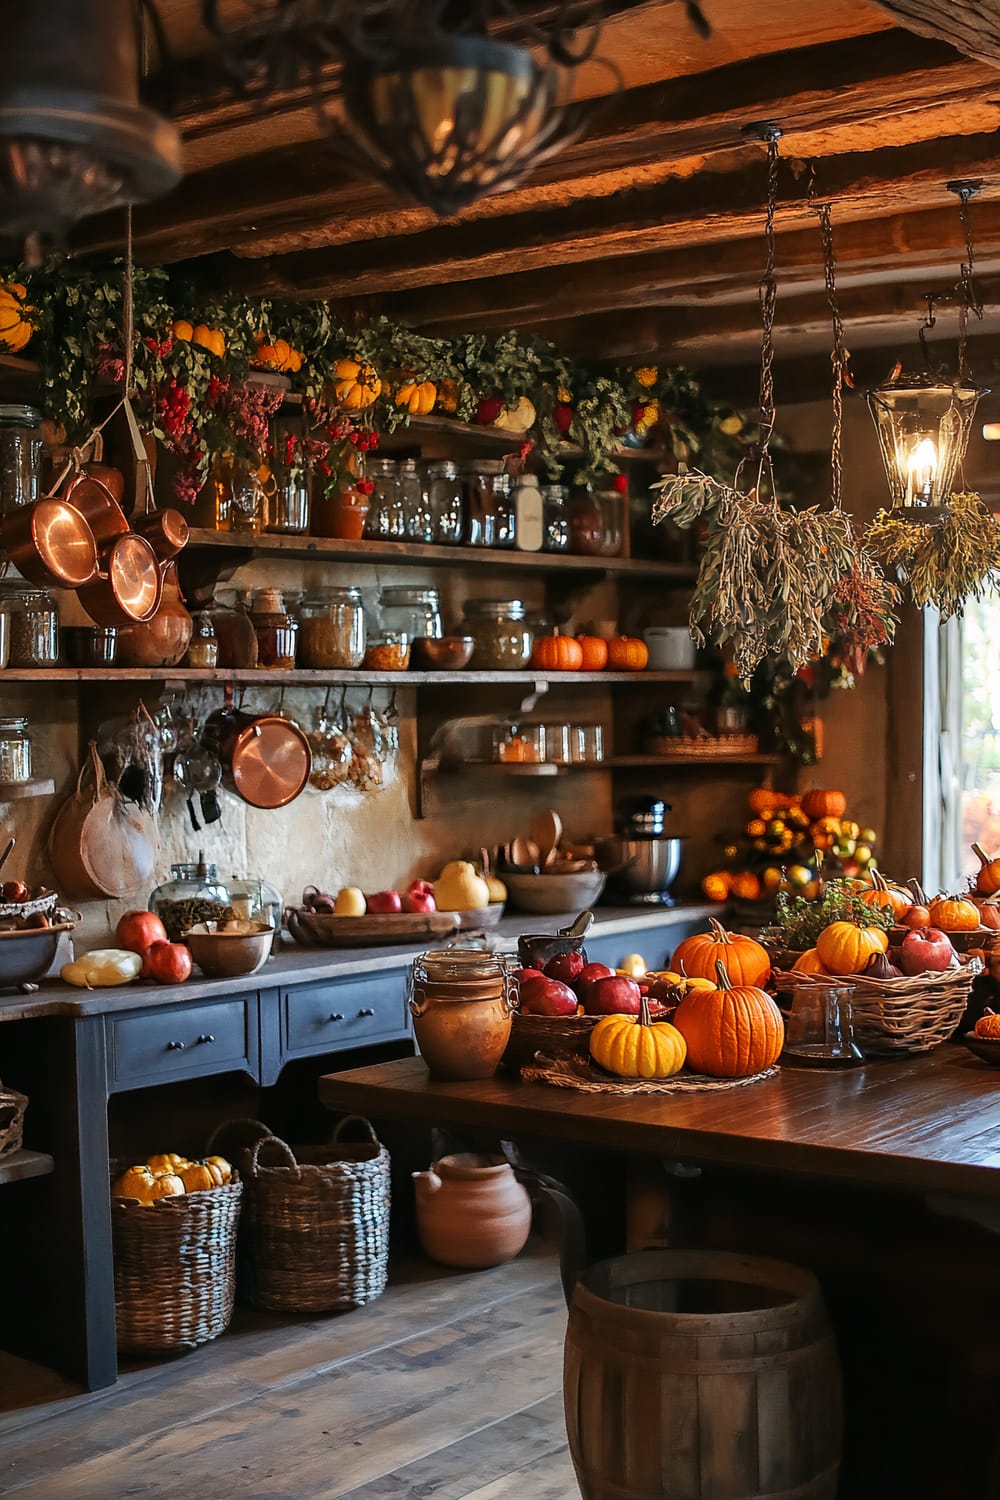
top-left (183, 528), bottom-right (695, 580)
top-left (0, 1148), bottom-right (54, 1186)
top-left (446, 753), bottom-right (784, 774)
top-left (373, 413), bottom-right (665, 467)
top-left (0, 778), bottom-right (56, 801)
top-left (0, 665), bottom-right (710, 690)
top-left (610, 753), bottom-right (785, 768)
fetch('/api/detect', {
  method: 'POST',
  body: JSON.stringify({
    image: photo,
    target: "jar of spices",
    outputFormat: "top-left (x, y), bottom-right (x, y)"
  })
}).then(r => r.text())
top-left (493, 471), bottom-right (515, 549)
top-left (0, 716), bottom-right (31, 784)
top-left (185, 613), bottom-right (219, 669)
top-left (462, 599), bottom-right (533, 670)
top-left (211, 454), bottom-right (266, 535)
top-left (0, 580), bottom-right (59, 667)
top-left (364, 458), bottom-right (405, 540)
top-left (594, 487), bottom-right (625, 556)
top-left (149, 857), bottom-right (233, 942)
top-left (512, 475), bottom-right (544, 552)
top-left (363, 632), bottom-right (410, 671)
top-left (379, 585), bottom-right (442, 641)
top-left (298, 588), bottom-right (366, 668)
top-left (0, 404), bottom-right (42, 517)
top-left (426, 460), bottom-right (464, 545)
top-left (251, 587), bottom-right (298, 670)
top-left (542, 484), bottom-right (569, 552)
top-left (409, 947), bottom-right (517, 1080)
top-left (398, 458), bottom-right (434, 543)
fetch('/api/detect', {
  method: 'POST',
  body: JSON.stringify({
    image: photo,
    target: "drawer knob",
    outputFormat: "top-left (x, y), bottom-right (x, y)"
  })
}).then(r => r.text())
top-left (328, 1012), bottom-right (345, 1023)
top-left (358, 1007), bottom-right (376, 1018)
top-left (197, 1033), bottom-right (215, 1045)
top-left (165, 1040), bottom-right (186, 1052)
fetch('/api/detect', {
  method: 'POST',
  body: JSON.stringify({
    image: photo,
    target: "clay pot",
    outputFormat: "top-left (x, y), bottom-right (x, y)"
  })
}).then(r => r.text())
top-left (412, 1153), bottom-right (532, 1269)
top-left (115, 561), bottom-right (193, 668)
top-left (409, 952), bottom-right (516, 1081)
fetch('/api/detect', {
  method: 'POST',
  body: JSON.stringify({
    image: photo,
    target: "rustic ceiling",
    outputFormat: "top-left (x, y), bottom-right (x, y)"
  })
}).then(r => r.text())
top-left (75, 0), bottom-right (1000, 397)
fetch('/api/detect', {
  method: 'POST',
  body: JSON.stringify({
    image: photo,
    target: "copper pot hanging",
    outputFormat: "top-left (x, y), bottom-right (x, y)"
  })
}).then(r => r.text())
top-left (0, 498), bottom-right (99, 588)
top-left (132, 507), bottom-right (189, 562)
top-left (205, 707), bottom-right (311, 810)
top-left (77, 531), bottom-right (163, 626)
top-left (62, 471), bottom-right (129, 547)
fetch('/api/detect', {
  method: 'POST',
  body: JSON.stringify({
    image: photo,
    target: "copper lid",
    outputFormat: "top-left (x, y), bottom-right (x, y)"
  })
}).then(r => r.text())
top-left (230, 715), bottom-right (311, 809)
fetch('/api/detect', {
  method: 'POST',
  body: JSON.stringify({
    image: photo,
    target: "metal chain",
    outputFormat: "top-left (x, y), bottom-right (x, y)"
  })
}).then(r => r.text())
top-left (814, 200), bottom-right (846, 510)
top-left (755, 128), bottom-right (782, 496)
top-left (956, 186), bottom-right (984, 382)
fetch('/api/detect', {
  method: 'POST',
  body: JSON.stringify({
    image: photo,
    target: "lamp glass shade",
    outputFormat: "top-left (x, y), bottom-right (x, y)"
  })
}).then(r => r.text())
top-left (866, 373), bottom-right (986, 516)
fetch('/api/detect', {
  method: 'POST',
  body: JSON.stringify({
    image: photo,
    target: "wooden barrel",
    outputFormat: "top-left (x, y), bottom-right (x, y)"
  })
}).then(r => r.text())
top-left (564, 1249), bottom-right (841, 1500)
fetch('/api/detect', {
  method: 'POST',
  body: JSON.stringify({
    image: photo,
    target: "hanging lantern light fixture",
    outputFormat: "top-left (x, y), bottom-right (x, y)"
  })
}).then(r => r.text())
top-left (866, 181), bottom-right (989, 523)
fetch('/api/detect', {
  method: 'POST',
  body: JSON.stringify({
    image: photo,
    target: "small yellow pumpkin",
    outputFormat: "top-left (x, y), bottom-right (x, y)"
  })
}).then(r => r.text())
top-left (333, 358), bottom-right (382, 410)
top-left (178, 1160), bottom-right (224, 1192)
top-left (112, 1164), bottom-right (156, 1200)
top-left (395, 378), bottom-right (437, 415)
top-left (0, 283), bottom-right (34, 353)
top-left (147, 1152), bottom-right (189, 1175)
top-left (205, 1154), bottom-right (232, 1184)
top-left (815, 921), bottom-right (888, 975)
top-left (147, 1173), bottom-right (186, 1202)
top-left (792, 948), bottom-right (830, 975)
top-left (929, 895), bottom-right (980, 932)
top-left (171, 318), bottom-right (194, 343)
top-left (590, 995), bottom-right (687, 1079)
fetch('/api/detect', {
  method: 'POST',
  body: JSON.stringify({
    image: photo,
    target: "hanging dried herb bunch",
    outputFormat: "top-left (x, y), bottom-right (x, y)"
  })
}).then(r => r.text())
top-left (830, 548), bottom-right (899, 654)
top-left (864, 491), bottom-right (1000, 619)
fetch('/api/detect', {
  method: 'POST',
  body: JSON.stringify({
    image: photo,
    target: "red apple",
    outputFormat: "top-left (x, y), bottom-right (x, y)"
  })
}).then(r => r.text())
top-left (402, 880), bottom-right (436, 914)
top-left (899, 927), bottom-right (955, 976)
top-left (573, 962), bottom-right (615, 1003)
top-left (514, 967), bottom-right (544, 986)
top-left (116, 909), bottom-right (168, 956)
top-left (520, 978), bottom-right (579, 1017)
top-left (587, 975), bottom-right (643, 1016)
top-left (544, 950), bottom-right (585, 984)
top-left (366, 890), bottom-right (403, 914)
top-left (146, 941), bottom-right (193, 985)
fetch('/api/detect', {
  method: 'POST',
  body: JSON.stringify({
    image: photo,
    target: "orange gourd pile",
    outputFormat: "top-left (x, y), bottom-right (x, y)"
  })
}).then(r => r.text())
top-left (112, 1152), bottom-right (232, 1205)
top-left (528, 632), bottom-right (648, 673)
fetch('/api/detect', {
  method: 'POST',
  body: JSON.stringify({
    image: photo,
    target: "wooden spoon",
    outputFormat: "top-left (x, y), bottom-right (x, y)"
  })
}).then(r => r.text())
top-left (509, 836), bottom-right (541, 870)
top-left (531, 808), bottom-right (563, 867)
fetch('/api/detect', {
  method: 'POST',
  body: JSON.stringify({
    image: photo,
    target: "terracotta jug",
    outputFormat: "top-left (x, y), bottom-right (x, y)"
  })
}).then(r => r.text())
top-left (412, 1153), bottom-right (532, 1269)
top-left (115, 561), bottom-right (193, 668)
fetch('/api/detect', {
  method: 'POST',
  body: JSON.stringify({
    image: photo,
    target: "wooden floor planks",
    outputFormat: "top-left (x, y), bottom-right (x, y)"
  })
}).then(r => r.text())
top-left (0, 1244), bottom-right (578, 1500)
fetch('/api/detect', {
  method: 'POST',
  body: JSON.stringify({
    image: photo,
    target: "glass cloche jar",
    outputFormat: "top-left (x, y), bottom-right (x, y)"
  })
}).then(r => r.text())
top-left (149, 855), bottom-right (233, 941)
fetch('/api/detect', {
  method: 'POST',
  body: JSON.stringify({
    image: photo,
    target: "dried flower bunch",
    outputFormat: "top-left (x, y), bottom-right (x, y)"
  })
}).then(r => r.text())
top-left (865, 491), bottom-right (1000, 620)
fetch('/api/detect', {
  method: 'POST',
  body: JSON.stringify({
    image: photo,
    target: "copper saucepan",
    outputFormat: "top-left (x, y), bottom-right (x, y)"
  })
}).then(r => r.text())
top-left (0, 499), bottom-right (99, 589)
top-left (77, 532), bottom-right (163, 627)
top-left (205, 708), bottom-right (312, 810)
top-left (132, 508), bottom-right (190, 562)
top-left (62, 472), bottom-right (129, 547)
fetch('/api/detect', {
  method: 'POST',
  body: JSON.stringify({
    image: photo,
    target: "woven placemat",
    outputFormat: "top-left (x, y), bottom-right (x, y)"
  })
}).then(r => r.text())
top-left (521, 1054), bottom-right (778, 1094)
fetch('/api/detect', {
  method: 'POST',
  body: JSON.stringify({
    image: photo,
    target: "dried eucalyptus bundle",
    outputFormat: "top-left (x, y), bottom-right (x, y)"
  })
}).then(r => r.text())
top-left (653, 475), bottom-right (869, 679)
top-left (864, 491), bottom-right (1000, 620)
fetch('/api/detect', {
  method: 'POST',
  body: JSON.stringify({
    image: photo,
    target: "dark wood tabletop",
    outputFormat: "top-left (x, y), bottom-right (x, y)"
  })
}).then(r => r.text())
top-left (319, 1048), bottom-right (1000, 1200)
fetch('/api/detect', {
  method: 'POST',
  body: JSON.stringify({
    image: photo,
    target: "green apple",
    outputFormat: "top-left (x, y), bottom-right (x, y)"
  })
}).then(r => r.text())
top-left (334, 887), bottom-right (366, 917)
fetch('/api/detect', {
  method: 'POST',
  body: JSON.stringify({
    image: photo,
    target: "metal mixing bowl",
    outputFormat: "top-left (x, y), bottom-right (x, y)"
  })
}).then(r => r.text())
top-left (596, 836), bottom-right (684, 899)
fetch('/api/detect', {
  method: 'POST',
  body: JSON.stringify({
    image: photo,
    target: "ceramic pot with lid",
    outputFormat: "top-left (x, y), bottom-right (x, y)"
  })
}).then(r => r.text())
top-left (409, 946), bottom-right (517, 1080)
top-left (412, 1153), bottom-right (532, 1269)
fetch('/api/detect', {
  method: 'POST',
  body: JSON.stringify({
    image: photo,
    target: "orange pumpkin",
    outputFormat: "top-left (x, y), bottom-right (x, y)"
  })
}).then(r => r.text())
top-left (606, 636), bottom-right (649, 672)
top-left (792, 948), bottom-right (830, 975)
top-left (672, 960), bottom-right (784, 1078)
top-left (859, 871), bottom-right (912, 921)
top-left (976, 900), bottom-right (1000, 931)
top-left (973, 843), bottom-right (1000, 896)
top-left (205, 1154), bottom-right (233, 1184)
top-left (974, 1008), bottom-right (1000, 1039)
top-left (576, 635), bottom-right (609, 671)
top-left (928, 895), bottom-right (980, 932)
top-left (671, 918), bottom-right (770, 988)
top-left (901, 905), bottom-right (932, 930)
top-left (815, 921), bottom-right (888, 975)
top-left (178, 1160), bottom-right (225, 1192)
top-left (800, 788), bottom-right (847, 821)
top-left (530, 633), bottom-right (584, 672)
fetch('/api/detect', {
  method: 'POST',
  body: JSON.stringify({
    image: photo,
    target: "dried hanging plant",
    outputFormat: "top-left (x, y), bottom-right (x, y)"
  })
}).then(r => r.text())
top-left (864, 491), bottom-right (1000, 619)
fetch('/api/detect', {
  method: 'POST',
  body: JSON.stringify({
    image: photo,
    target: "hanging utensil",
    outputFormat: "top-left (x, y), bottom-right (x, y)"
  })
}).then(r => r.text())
top-left (0, 498), bottom-right (99, 589)
top-left (77, 531), bottom-right (163, 626)
top-left (132, 507), bottom-right (190, 562)
top-left (62, 472), bottom-right (129, 547)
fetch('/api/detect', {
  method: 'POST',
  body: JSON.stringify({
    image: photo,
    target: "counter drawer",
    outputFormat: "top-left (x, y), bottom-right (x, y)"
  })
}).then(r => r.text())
top-left (108, 999), bottom-right (252, 1088)
top-left (283, 976), bottom-right (409, 1058)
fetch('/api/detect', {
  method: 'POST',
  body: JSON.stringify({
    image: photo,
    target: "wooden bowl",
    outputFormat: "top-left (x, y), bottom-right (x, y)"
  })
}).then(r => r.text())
top-left (960, 1032), bottom-right (1000, 1067)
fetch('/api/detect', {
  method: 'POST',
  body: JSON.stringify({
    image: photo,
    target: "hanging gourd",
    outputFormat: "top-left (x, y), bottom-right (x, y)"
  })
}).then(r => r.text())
top-left (333, 359), bottom-right (382, 409)
top-left (589, 995), bottom-right (687, 1079)
top-left (815, 921), bottom-right (888, 975)
top-left (494, 397), bottom-right (536, 433)
top-left (672, 960), bottom-right (783, 1078)
top-left (972, 844), bottom-right (1000, 896)
top-left (0, 282), bottom-right (35, 353)
top-left (928, 894), bottom-right (980, 932)
top-left (671, 918), bottom-right (770, 987)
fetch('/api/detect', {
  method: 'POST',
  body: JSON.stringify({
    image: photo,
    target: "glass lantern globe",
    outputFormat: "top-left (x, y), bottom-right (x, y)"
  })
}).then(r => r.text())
top-left (866, 368), bottom-right (987, 520)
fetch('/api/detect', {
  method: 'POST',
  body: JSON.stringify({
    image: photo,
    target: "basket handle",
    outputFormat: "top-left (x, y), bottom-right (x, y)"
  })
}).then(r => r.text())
top-left (331, 1114), bottom-right (380, 1147)
top-left (249, 1134), bottom-right (300, 1177)
top-left (205, 1117), bottom-right (271, 1157)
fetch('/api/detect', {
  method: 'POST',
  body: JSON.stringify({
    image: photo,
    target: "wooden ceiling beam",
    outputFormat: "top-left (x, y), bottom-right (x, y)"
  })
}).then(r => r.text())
top-left (77, 28), bottom-right (992, 267)
top-left (225, 128), bottom-right (1000, 300)
top-left (871, 2), bottom-right (1000, 68)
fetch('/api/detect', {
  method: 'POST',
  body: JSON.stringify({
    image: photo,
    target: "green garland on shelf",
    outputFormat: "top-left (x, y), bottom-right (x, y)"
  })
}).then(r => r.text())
top-left (6, 261), bottom-right (753, 501)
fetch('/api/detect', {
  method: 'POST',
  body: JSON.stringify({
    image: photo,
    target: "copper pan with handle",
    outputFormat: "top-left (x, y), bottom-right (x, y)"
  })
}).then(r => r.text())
top-left (62, 471), bottom-right (130, 548)
top-left (0, 498), bottom-right (99, 589)
top-left (77, 531), bottom-right (163, 627)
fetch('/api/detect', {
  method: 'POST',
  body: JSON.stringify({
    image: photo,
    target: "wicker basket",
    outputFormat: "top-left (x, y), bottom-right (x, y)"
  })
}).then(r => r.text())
top-left (0, 1080), bottom-right (27, 1159)
top-left (772, 960), bottom-right (981, 1056)
top-left (641, 733), bottom-right (759, 758)
top-left (238, 1116), bottom-right (391, 1314)
top-left (503, 1012), bottom-right (600, 1070)
top-left (111, 1176), bottom-right (243, 1353)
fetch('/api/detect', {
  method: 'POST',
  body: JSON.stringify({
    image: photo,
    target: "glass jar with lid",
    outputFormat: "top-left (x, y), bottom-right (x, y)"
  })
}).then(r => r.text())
top-left (493, 721), bottom-right (545, 764)
top-left (363, 457), bottom-right (405, 540)
top-left (426, 460), bottom-right (464, 545)
top-left (251, 587), bottom-right (297, 670)
top-left (149, 858), bottom-right (233, 942)
top-left (0, 404), bottom-right (42, 517)
top-left (462, 598), bottom-right (533, 670)
top-left (409, 946), bottom-right (517, 1081)
top-left (397, 458), bottom-right (434, 543)
top-left (460, 461), bottom-right (504, 547)
top-left (380, 585), bottom-right (442, 641)
top-left (542, 483), bottom-right (569, 552)
top-left (228, 874), bottom-right (283, 955)
top-left (594, 488), bottom-right (625, 556)
top-left (0, 716), bottom-right (31, 783)
top-left (185, 613), bottom-right (219, 669)
top-left (0, 580), bottom-right (59, 666)
top-left (299, 588), bottom-right (366, 668)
